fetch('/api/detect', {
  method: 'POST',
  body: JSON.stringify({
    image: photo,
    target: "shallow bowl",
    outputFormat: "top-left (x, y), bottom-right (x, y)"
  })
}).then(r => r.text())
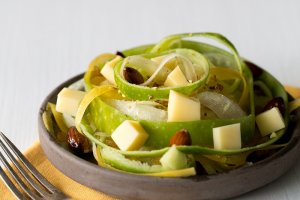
top-left (38, 73), bottom-right (300, 200)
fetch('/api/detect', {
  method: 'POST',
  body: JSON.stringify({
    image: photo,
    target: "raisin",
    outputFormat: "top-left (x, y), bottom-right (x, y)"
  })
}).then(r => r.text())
top-left (264, 97), bottom-right (285, 115)
top-left (67, 127), bottom-right (91, 154)
top-left (123, 67), bottom-right (144, 84)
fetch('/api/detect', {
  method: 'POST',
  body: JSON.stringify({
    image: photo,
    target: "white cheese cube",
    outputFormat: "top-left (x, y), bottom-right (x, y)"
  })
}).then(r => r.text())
top-left (255, 107), bottom-right (285, 136)
top-left (213, 123), bottom-right (241, 150)
top-left (111, 120), bottom-right (149, 151)
top-left (160, 145), bottom-right (187, 170)
top-left (168, 90), bottom-right (201, 122)
top-left (100, 56), bottom-right (122, 85)
top-left (56, 88), bottom-right (86, 117)
top-left (164, 66), bottom-right (189, 87)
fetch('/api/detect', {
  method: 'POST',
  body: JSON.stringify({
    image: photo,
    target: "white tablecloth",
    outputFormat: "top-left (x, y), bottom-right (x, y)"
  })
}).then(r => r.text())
top-left (0, 0), bottom-right (299, 199)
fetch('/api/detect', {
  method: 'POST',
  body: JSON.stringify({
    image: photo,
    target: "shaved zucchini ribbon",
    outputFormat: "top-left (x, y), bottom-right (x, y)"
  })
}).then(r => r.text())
top-left (80, 32), bottom-right (255, 149)
top-left (76, 32), bottom-right (288, 156)
top-left (75, 81), bottom-right (283, 158)
top-left (76, 80), bottom-right (290, 159)
top-left (80, 119), bottom-right (285, 158)
top-left (151, 32), bottom-right (243, 72)
top-left (114, 32), bottom-right (247, 101)
top-left (71, 32), bottom-right (296, 176)
top-left (76, 68), bottom-right (291, 158)
top-left (94, 144), bottom-right (196, 177)
top-left (115, 48), bottom-right (210, 100)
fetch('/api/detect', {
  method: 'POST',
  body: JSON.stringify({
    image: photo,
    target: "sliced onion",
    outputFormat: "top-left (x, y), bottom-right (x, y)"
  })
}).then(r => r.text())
top-left (198, 91), bottom-right (246, 119)
top-left (141, 53), bottom-right (177, 86)
top-left (176, 54), bottom-right (197, 82)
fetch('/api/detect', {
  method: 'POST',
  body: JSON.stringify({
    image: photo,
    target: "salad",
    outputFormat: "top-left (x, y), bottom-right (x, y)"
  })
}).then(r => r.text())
top-left (42, 32), bottom-right (300, 177)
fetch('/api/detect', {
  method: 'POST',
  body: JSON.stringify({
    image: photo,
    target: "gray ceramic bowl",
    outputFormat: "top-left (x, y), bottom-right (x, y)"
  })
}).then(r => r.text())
top-left (38, 73), bottom-right (300, 200)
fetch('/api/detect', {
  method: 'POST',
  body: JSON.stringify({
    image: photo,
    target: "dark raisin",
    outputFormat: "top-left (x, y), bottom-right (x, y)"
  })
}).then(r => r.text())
top-left (116, 51), bottom-right (125, 58)
top-left (264, 97), bottom-right (285, 115)
top-left (123, 67), bottom-right (144, 84)
top-left (67, 127), bottom-right (91, 154)
top-left (244, 61), bottom-right (263, 78)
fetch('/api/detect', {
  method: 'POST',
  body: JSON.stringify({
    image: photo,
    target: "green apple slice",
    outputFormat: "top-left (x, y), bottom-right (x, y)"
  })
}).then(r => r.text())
top-left (89, 97), bottom-right (255, 149)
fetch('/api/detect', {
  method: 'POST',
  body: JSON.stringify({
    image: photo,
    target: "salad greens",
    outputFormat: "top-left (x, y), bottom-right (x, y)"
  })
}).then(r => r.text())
top-left (43, 32), bottom-right (299, 177)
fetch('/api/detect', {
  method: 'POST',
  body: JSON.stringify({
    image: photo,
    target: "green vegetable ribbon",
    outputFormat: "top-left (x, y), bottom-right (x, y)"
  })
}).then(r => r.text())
top-left (81, 32), bottom-right (288, 156)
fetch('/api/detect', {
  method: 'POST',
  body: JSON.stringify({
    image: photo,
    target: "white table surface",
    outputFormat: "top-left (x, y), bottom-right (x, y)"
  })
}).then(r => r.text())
top-left (0, 0), bottom-right (299, 199)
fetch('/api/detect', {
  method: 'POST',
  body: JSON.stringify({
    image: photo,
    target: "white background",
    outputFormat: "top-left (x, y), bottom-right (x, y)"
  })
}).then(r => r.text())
top-left (0, 0), bottom-right (299, 199)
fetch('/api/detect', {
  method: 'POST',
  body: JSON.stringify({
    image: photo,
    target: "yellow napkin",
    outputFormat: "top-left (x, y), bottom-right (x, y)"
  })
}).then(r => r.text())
top-left (0, 86), bottom-right (299, 200)
top-left (0, 141), bottom-right (118, 200)
top-left (284, 85), bottom-right (300, 98)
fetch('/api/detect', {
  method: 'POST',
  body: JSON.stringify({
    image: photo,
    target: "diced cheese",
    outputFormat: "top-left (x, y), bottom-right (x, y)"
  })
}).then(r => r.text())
top-left (111, 120), bottom-right (149, 151)
top-left (100, 56), bottom-right (122, 85)
top-left (164, 66), bottom-right (189, 87)
top-left (56, 88), bottom-right (86, 117)
top-left (167, 90), bottom-right (201, 122)
top-left (159, 145), bottom-right (187, 170)
top-left (255, 107), bottom-right (285, 136)
top-left (213, 123), bottom-right (241, 150)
